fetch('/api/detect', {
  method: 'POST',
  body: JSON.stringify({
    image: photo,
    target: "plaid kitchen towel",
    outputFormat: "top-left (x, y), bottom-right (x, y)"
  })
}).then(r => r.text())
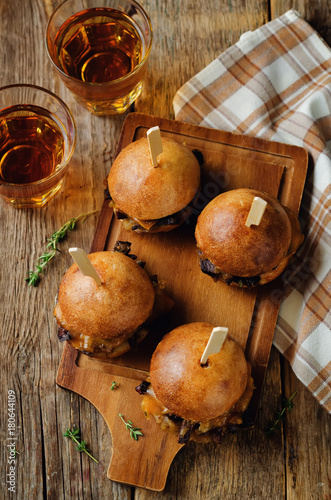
top-left (173, 10), bottom-right (331, 413)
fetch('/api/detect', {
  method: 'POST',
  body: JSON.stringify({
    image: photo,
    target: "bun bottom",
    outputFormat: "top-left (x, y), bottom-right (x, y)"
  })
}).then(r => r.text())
top-left (198, 248), bottom-right (297, 287)
top-left (64, 327), bottom-right (149, 361)
top-left (119, 215), bottom-right (184, 233)
top-left (110, 200), bottom-right (194, 233)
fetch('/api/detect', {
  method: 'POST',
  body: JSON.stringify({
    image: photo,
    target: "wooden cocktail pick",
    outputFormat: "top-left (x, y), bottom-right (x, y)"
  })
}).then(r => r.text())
top-left (245, 196), bottom-right (267, 227)
top-left (147, 126), bottom-right (163, 167)
top-left (200, 327), bottom-right (228, 365)
top-left (69, 247), bottom-right (102, 285)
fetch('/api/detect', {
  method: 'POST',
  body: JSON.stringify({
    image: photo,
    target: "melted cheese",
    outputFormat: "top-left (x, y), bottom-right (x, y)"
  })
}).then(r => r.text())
top-left (68, 327), bottom-right (148, 356)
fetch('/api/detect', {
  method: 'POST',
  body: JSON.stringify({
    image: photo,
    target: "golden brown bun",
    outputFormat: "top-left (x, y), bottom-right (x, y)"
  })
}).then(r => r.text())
top-left (54, 251), bottom-right (155, 340)
top-left (150, 322), bottom-right (249, 422)
top-left (195, 188), bottom-right (292, 277)
top-left (108, 137), bottom-right (200, 220)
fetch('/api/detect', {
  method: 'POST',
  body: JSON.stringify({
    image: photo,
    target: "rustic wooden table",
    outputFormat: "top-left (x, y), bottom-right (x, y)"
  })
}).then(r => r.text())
top-left (1, 1), bottom-right (330, 499)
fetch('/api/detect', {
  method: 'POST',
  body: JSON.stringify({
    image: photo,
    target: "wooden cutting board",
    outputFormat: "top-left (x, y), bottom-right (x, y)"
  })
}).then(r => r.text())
top-left (56, 112), bottom-right (308, 491)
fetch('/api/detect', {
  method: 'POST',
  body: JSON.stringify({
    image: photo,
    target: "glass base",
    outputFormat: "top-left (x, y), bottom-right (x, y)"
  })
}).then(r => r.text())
top-left (1, 180), bottom-right (63, 208)
top-left (74, 84), bottom-right (142, 115)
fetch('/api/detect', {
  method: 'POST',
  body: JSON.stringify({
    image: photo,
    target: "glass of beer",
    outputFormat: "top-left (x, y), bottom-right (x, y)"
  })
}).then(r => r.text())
top-left (0, 84), bottom-right (76, 208)
top-left (46, 0), bottom-right (153, 115)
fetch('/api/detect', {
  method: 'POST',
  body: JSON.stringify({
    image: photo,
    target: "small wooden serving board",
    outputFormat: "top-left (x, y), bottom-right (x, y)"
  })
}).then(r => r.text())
top-left (56, 112), bottom-right (308, 491)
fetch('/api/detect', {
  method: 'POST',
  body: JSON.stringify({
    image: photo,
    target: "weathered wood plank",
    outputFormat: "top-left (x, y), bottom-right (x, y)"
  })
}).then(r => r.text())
top-left (283, 360), bottom-right (331, 500)
top-left (270, 0), bottom-right (331, 45)
top-left (1, 0), bottom-right (330, 499)
top-left (137, 0), bottom-right (269, 118)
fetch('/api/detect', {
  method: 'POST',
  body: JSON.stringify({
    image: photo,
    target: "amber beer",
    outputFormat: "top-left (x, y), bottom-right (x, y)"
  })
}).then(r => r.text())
top-left (55, 9), bottom-right (143, 84)
top-left (0, 105), bottom-right (65, 185)
top-left (46, 1), bottom-right (153, 115)
top-left (0, 85), bottom-right (76, 208)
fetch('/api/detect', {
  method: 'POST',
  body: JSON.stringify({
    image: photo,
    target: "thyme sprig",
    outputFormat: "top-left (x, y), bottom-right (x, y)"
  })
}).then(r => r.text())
top-left (64, 427), bottom-right (99, 463)
top-left (119, 413), bottom-right (143, 441)
top-left (110, 381), bottom-right (119, 391)
top-left (265, 390), bottom-right (297, 436)
top-left (26, 211), bottom-right (97, 286)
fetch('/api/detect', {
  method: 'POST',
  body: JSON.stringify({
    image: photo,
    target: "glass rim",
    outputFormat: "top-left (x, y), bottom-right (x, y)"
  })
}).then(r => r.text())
top-left (45, 0), bottom-right (153, 88)
top-left (0, 83), bottom-right (76, 189)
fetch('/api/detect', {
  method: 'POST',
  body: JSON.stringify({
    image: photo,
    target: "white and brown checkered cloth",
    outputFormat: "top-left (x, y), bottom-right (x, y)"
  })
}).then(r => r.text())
top-left (173, 10), bottom-right (331, 413)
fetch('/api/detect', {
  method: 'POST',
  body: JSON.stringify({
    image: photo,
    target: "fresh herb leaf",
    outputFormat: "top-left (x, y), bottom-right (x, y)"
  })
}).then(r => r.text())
top-left (26, 211), bottom-right (98, 286)
top-left (265, 390), bottom-right (297, 436)
top-left (119, 413), bottom-right (143, 440)
top-left (111, 381), bottom-right (119, 391)
top-left (64, 427), bottom-right (99, 463)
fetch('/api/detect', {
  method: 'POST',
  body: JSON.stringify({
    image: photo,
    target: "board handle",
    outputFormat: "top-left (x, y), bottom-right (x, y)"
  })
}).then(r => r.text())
top-left (56, 344), bottom-right (183, 491)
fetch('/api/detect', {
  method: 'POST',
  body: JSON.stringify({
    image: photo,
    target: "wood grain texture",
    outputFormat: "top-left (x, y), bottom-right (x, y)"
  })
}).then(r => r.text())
top-left (0, 0), bottom-right (330, 499)
top-left (270, 0), bottom-right (331, 45)
top-left (138, 0), bottom-right (269, 118)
